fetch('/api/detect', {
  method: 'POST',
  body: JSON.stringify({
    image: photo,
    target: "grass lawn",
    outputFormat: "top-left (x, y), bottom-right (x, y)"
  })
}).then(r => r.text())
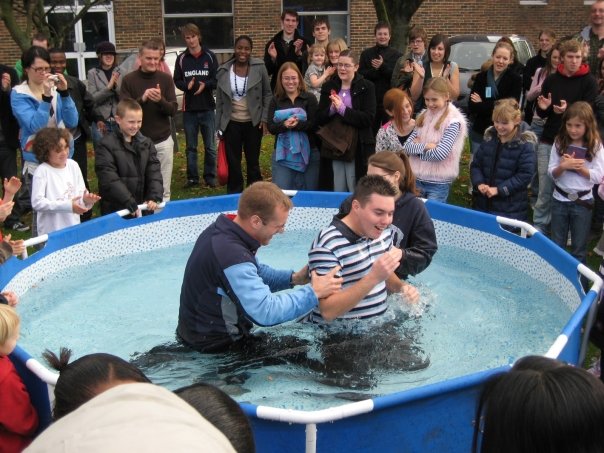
top-left (6, 129), bottom-right (602, 368)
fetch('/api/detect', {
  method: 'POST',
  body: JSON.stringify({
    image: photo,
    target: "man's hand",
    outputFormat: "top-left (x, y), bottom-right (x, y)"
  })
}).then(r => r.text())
top-left (1, 291), bottom-right (18, 307)
top-left (268, 42), bottom-right (277, 61)
top-left (400, 282), bottom-right (419, 303)
top-left (537, 92), bottom-right (552, 110)
top-left (371, 55), bottom-right (384, 69)
top-left (293, 39), bottom-right (304, 56)
top-left (142, 84), bottom-right (162, 103)
top-left (368, 248), bottom-right (402, 284)
top-left (1, 72), bottom-right (11, 92)
top-left (311, 266), bottom-right (342, 299)
top-left (194, 80), bottom-right (205, 95)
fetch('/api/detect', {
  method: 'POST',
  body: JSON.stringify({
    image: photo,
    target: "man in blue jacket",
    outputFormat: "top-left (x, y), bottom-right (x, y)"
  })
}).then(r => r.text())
top-left (177, 181), bottom-right (342, 352)
top-left (173, 23), bottom-right (218, 188)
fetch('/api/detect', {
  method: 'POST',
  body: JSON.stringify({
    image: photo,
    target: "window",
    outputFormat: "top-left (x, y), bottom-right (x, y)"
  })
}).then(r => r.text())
top-left (45, 1), bottom-right (114, 80)
top-left (283, 0), bottom-right (349, 44)
top-left (163, 0), bottom-right (233, 51)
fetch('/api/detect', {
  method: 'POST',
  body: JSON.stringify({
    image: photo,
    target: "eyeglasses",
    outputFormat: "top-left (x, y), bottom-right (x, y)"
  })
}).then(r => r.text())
top-left (411, 39), bottom-right (424, 44)
top-left (337, 63), bottom-right (355, 69)
top-left (30, 66), bottom-right (50, 73)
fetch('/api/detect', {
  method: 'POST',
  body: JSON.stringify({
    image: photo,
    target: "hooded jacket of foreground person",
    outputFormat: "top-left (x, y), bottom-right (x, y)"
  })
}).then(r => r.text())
top-left (25, 383), bottom-right (236, 452)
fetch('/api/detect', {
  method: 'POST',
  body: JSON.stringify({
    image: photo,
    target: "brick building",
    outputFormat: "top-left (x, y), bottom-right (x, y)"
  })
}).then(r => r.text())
top-left (0, 0), bottom-right (596, 80)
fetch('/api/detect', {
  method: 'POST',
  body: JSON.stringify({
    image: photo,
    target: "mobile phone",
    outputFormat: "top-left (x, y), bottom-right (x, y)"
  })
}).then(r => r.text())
top-left (568, 145), bottom-right (587, 159)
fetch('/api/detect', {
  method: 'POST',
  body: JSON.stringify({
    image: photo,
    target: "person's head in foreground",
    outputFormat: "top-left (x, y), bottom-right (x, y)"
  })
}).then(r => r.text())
top-left (25, 382), bottom-right (236, 452)
top-left (43, 347), bottom-right (151, 419)
top-left (472, 355), bottom-right (604, 453)
top-left (175, 382), bottom-right (255, 453)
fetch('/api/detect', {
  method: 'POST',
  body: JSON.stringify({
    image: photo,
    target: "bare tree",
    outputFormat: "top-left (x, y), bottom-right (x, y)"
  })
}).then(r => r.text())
top-left (372, 0), bottom-right (424, 50)
top-left (0, 0), bottom-right (110, 51)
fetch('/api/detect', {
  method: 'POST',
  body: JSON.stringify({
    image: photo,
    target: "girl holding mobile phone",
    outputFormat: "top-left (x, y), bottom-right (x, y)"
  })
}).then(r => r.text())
top-left (548, 101), bottom-right (604, 264)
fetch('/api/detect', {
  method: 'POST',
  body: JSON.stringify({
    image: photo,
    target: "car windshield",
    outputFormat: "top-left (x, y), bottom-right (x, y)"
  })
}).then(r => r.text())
top-left (450, 42), bottom-right (495, 71)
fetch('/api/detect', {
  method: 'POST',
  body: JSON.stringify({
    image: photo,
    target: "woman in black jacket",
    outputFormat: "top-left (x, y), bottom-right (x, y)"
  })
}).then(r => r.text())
top-left (316, 50), bottom-right (376, 191)
top-left (468, 41), bottom-right (522, 155)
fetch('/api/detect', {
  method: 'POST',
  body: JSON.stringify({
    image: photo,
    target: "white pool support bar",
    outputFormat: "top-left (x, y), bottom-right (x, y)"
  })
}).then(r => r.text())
top-left (20, 202), bottom-right (166, 258)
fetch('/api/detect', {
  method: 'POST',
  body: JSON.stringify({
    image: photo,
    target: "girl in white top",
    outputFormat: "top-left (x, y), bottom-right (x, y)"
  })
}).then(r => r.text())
top-left (31, 128), bottom-right (100, 236)
top-left (548, 101), bottom-right (604, 263)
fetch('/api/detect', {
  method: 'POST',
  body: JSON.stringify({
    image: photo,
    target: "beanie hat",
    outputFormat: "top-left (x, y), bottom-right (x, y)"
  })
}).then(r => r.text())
top-left (96, 41), bottom-right (116, 55)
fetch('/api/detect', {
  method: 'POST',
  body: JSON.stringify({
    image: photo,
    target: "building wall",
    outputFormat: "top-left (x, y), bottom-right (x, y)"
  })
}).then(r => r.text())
top-left (0, 0), bottom-right (594, 68)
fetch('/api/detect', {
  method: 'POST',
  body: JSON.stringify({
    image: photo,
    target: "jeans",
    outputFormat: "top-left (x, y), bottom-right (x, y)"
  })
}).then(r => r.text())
top-left (154, 136), bottom-right (174, 202)
top-left (224, 121), bottom-right (263, 194)
top-left (183, 110), bottom-right (216, 184)
top-left (332, 159), bottom-right (355, 192)
top-left (271, 149), bottom-right (320, 191)
top-left (550, 199), bottom-right (592, 263)
top-left (533, 142), bottom-right (554, 234)
top-left (416, 180), bottom-right (451, 203)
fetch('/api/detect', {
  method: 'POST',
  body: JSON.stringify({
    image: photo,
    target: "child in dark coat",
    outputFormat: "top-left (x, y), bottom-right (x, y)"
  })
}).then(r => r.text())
top-left (471, 98), bottom-right (536, 221)
top-left (95, 99), bottom-right (163, 216)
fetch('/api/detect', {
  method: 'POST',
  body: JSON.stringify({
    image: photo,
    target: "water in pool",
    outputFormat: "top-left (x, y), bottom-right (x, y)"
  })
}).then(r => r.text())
top-left (17, 229), bottom-right (571, 410)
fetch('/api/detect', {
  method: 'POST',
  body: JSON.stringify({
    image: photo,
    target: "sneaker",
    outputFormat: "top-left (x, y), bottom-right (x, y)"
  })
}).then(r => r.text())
top-left (183, 180), bottom-right (198, 189)
top-left (9, 221), bottom-right (30, 232)
top-left (204, 180), bottom-right (218, 188)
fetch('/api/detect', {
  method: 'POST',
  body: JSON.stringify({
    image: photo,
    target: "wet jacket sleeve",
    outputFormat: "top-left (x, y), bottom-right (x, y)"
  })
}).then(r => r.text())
top-left (223, 261), bottom-right (318, 326)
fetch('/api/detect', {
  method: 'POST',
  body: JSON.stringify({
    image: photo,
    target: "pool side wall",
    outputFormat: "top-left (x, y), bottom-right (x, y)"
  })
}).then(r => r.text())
top-left (1, 192), bottom-right (592, 453)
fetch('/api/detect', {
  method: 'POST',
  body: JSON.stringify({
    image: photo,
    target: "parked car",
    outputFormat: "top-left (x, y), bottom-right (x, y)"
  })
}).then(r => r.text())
top-left (449, 34), bottom-right (535, 112)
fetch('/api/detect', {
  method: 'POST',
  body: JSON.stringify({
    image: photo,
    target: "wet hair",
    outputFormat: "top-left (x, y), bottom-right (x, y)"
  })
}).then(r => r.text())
top-left (0, 304), bottom-right (19, 347)
top-left (181, 23), bottom-right (201, 39)
top-left (428, 34), bottom-right (451, 63)
top-left (338, 49), bottom-right (358, 65)
top-left (237, 181), bottom-right (293, 221)
top-left (491, 98), bottom-right (521, 124)
top-left (556, 101), bottom-right (600, 161)
top-left (472, 355), bottom-right (604, 453)
top-left (374, 21), bottom-right (391, 36)
top-left (21, 46), bottom-right (50, 72)
top-left (175, 383), bottom-right (255, 453)
top-left (281, 9), bottom-right (299, 21)
top-left (32, 127), bottom-right (72, 164)
top-left (368, 151), bottom-right (417, 195)
top-left (116, 99), bottom-right (142, 117)
top-left (416, 77), bottom-right (450, 131)
top-left (312, 16), bottom-right (330, 31)
top-left (43, 347), bottom-right (151, 420)
top-left (274, 62), bottom-right (306, 99)
top-left (408, 26), bottom-right (427, 44)
top-left (352, 174), bottom-right (397, 207)
top-left (383, 88), bottom-right (414, 134)
top-left (559, 39), bottom-right (582, 58)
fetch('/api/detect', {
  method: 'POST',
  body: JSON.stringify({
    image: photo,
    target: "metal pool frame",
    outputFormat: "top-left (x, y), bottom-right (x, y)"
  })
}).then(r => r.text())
top-left (2, 192), bottom-right (600, 453)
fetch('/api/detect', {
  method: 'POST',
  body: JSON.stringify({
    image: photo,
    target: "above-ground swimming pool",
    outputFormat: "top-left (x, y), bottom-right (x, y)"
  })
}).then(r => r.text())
top-left (2, 192), bottom-right (601, 453)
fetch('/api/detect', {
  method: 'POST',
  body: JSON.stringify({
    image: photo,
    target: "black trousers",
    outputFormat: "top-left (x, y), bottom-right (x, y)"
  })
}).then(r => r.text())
top-left (224, 121), bottom-right (263, 194)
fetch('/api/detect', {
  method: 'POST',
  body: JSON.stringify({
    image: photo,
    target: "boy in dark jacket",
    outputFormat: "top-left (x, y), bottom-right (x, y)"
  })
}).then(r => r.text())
top-left (95, 99), bottom-right (163, 216)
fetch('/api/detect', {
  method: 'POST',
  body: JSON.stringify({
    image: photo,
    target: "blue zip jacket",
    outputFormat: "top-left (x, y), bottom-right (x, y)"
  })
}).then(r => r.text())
top-left (10, 82), bottom-right (78, 162)
top-left (178, 214), bottom-right (318, 351)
